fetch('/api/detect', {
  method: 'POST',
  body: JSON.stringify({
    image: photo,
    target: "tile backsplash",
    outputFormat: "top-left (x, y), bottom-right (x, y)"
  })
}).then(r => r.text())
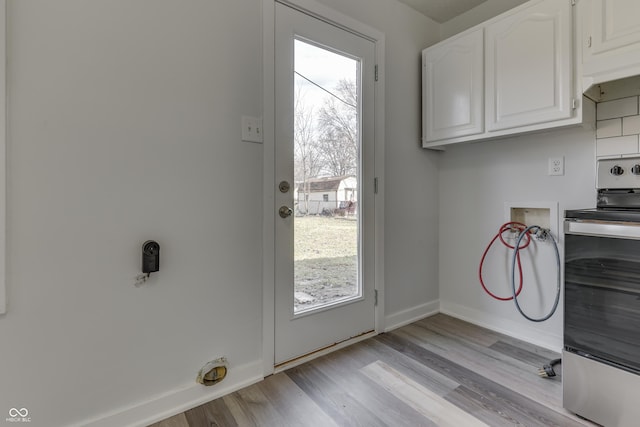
top-left (596, 96), bottom-right (640, 157)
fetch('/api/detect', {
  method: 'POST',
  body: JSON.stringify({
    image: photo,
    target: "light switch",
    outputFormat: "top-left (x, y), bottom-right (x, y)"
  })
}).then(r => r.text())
top-left (241, 116), bottom-right (263, 143)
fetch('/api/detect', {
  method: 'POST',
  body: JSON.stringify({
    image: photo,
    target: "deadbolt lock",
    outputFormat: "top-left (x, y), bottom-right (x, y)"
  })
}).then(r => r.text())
top-left (279, 181), bottom-right (290, 193)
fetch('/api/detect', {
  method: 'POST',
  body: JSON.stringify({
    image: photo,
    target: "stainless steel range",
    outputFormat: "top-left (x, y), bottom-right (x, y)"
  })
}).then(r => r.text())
top-left (564, 157), bottom-right (640, 427)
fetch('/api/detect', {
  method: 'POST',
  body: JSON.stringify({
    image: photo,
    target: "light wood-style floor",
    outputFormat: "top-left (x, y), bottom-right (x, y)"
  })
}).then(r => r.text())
top-left (150, 314), bottom-right (596, 427)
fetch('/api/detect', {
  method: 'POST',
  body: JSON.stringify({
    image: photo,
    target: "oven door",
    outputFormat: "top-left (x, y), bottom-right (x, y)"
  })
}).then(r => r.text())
top-left (564, 220), bottom-right (640, 373)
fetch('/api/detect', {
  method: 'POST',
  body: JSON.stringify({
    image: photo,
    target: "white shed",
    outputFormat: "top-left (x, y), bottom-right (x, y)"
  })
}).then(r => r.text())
top-left (295, 175), bottom-right (357, 215)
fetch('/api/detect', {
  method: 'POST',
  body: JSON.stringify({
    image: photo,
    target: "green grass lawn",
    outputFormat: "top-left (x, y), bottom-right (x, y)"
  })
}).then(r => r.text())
top-left (294, 216), bottom-right (358, 311)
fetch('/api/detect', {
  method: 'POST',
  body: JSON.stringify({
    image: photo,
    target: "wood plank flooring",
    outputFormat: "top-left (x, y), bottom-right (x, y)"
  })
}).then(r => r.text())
top-left (149, 314), bottom-right (597, 427)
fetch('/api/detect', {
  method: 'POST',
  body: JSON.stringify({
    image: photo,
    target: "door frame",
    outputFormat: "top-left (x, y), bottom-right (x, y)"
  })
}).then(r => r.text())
top-left (262, 0), bottom-right (385, 376)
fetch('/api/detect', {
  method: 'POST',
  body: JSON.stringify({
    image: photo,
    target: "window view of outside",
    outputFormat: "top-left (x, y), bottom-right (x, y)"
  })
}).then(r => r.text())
top-left (293, 39), bottom-right (361, 313)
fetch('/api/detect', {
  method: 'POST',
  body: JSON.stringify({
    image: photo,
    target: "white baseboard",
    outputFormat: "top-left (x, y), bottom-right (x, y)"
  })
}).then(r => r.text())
top-left (384, 299), bottom-right (440, 332)
top-left (439, 300), bottom-right (562, 352)
top-left (77, 360), bottom-right (263, 427)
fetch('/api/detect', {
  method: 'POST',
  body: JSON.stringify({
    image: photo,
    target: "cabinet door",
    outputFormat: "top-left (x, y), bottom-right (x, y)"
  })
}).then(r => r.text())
top-left (486, 0), bottom-right (572, 132)
top-left (582, 0), bottom-right (640, 80)
top-left (423, 28), bottom-right (483, 142)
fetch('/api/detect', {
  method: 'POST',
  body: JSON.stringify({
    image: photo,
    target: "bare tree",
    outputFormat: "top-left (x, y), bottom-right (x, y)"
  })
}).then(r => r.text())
top-left (294, 88), bottom-right (322, 214)
top-left (317, 79), bottom-right (358, 177)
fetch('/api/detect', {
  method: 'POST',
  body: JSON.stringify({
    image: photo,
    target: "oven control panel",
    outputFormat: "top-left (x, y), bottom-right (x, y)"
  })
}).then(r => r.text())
top-left (597, 157), bottom-right (640, 189)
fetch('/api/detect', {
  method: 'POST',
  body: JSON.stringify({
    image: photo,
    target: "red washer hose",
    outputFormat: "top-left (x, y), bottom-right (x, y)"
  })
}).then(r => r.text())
top-left (479, 222), bottom-right (531, 301)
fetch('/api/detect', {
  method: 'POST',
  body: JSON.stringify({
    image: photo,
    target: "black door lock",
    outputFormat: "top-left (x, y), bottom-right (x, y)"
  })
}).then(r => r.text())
top-left (142, 240), bottom-right (160, 274)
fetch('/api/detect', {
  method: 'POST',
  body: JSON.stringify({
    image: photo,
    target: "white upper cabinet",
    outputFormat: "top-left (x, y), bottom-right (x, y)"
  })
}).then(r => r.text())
top-left (423, 29), bottom-right (484, 142)
top-left (581, 0), bottom-right (640, 87)
top-left (486, 0), bottom-right (572, 131)
top-left (422, 0), bottom-right (585, 148)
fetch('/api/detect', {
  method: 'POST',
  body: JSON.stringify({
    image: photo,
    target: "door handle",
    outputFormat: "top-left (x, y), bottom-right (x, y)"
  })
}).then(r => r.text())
top-left (279, 206), bottom-right (293, 218)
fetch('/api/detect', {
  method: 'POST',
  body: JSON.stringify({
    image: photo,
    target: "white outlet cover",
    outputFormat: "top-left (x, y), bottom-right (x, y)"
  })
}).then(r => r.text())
top-left (548, 157), bottom-right (564, 176)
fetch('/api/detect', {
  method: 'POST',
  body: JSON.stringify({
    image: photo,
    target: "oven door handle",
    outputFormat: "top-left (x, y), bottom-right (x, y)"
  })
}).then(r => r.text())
top-left (565, 220), bottom-right (640, 239)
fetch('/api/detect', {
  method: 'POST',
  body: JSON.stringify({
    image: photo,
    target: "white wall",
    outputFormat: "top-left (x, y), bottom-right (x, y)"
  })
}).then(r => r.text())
top-left (1, 1), bottom-right (264, 426)
top-left (438, 126), bottom-right (596, 349)
top-left (317, 0), bottom-right (442, 325)
top-left (0, 0), bottom-right (441, 426)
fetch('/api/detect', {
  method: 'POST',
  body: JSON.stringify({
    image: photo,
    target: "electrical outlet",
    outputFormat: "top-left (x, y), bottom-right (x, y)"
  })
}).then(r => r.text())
top-left (548, 157), bottom-right (564, 176)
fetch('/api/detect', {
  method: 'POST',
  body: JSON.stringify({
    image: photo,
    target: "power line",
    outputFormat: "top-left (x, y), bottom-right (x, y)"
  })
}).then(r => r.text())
top-left (294, 71), bottom-right (357, 109)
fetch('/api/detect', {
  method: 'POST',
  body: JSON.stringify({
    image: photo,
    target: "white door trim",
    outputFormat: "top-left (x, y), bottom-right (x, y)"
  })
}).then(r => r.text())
top-left (261, 0), bottom-right (385, 376)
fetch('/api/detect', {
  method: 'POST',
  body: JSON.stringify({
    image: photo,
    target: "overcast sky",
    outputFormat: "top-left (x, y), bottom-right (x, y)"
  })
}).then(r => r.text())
top-left (294, 39), bottom-right (358, 109)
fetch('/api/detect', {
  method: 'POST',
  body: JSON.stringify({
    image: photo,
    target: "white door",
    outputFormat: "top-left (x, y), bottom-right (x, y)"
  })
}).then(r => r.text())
top-left (485, 0), bottom-right (572, 131)
top-left (274, 2), bottom-right (376, 365)
top-left (423, 28), bottom-right (484, 143)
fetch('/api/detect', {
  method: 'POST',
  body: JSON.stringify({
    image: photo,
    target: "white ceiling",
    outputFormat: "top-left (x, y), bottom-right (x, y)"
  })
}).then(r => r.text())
top-left (396, 0), bottom-right (488, 23)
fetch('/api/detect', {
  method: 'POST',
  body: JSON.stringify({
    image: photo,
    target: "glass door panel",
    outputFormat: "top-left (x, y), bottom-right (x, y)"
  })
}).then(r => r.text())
top-left (293, 40), bottom-right (361, 314)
